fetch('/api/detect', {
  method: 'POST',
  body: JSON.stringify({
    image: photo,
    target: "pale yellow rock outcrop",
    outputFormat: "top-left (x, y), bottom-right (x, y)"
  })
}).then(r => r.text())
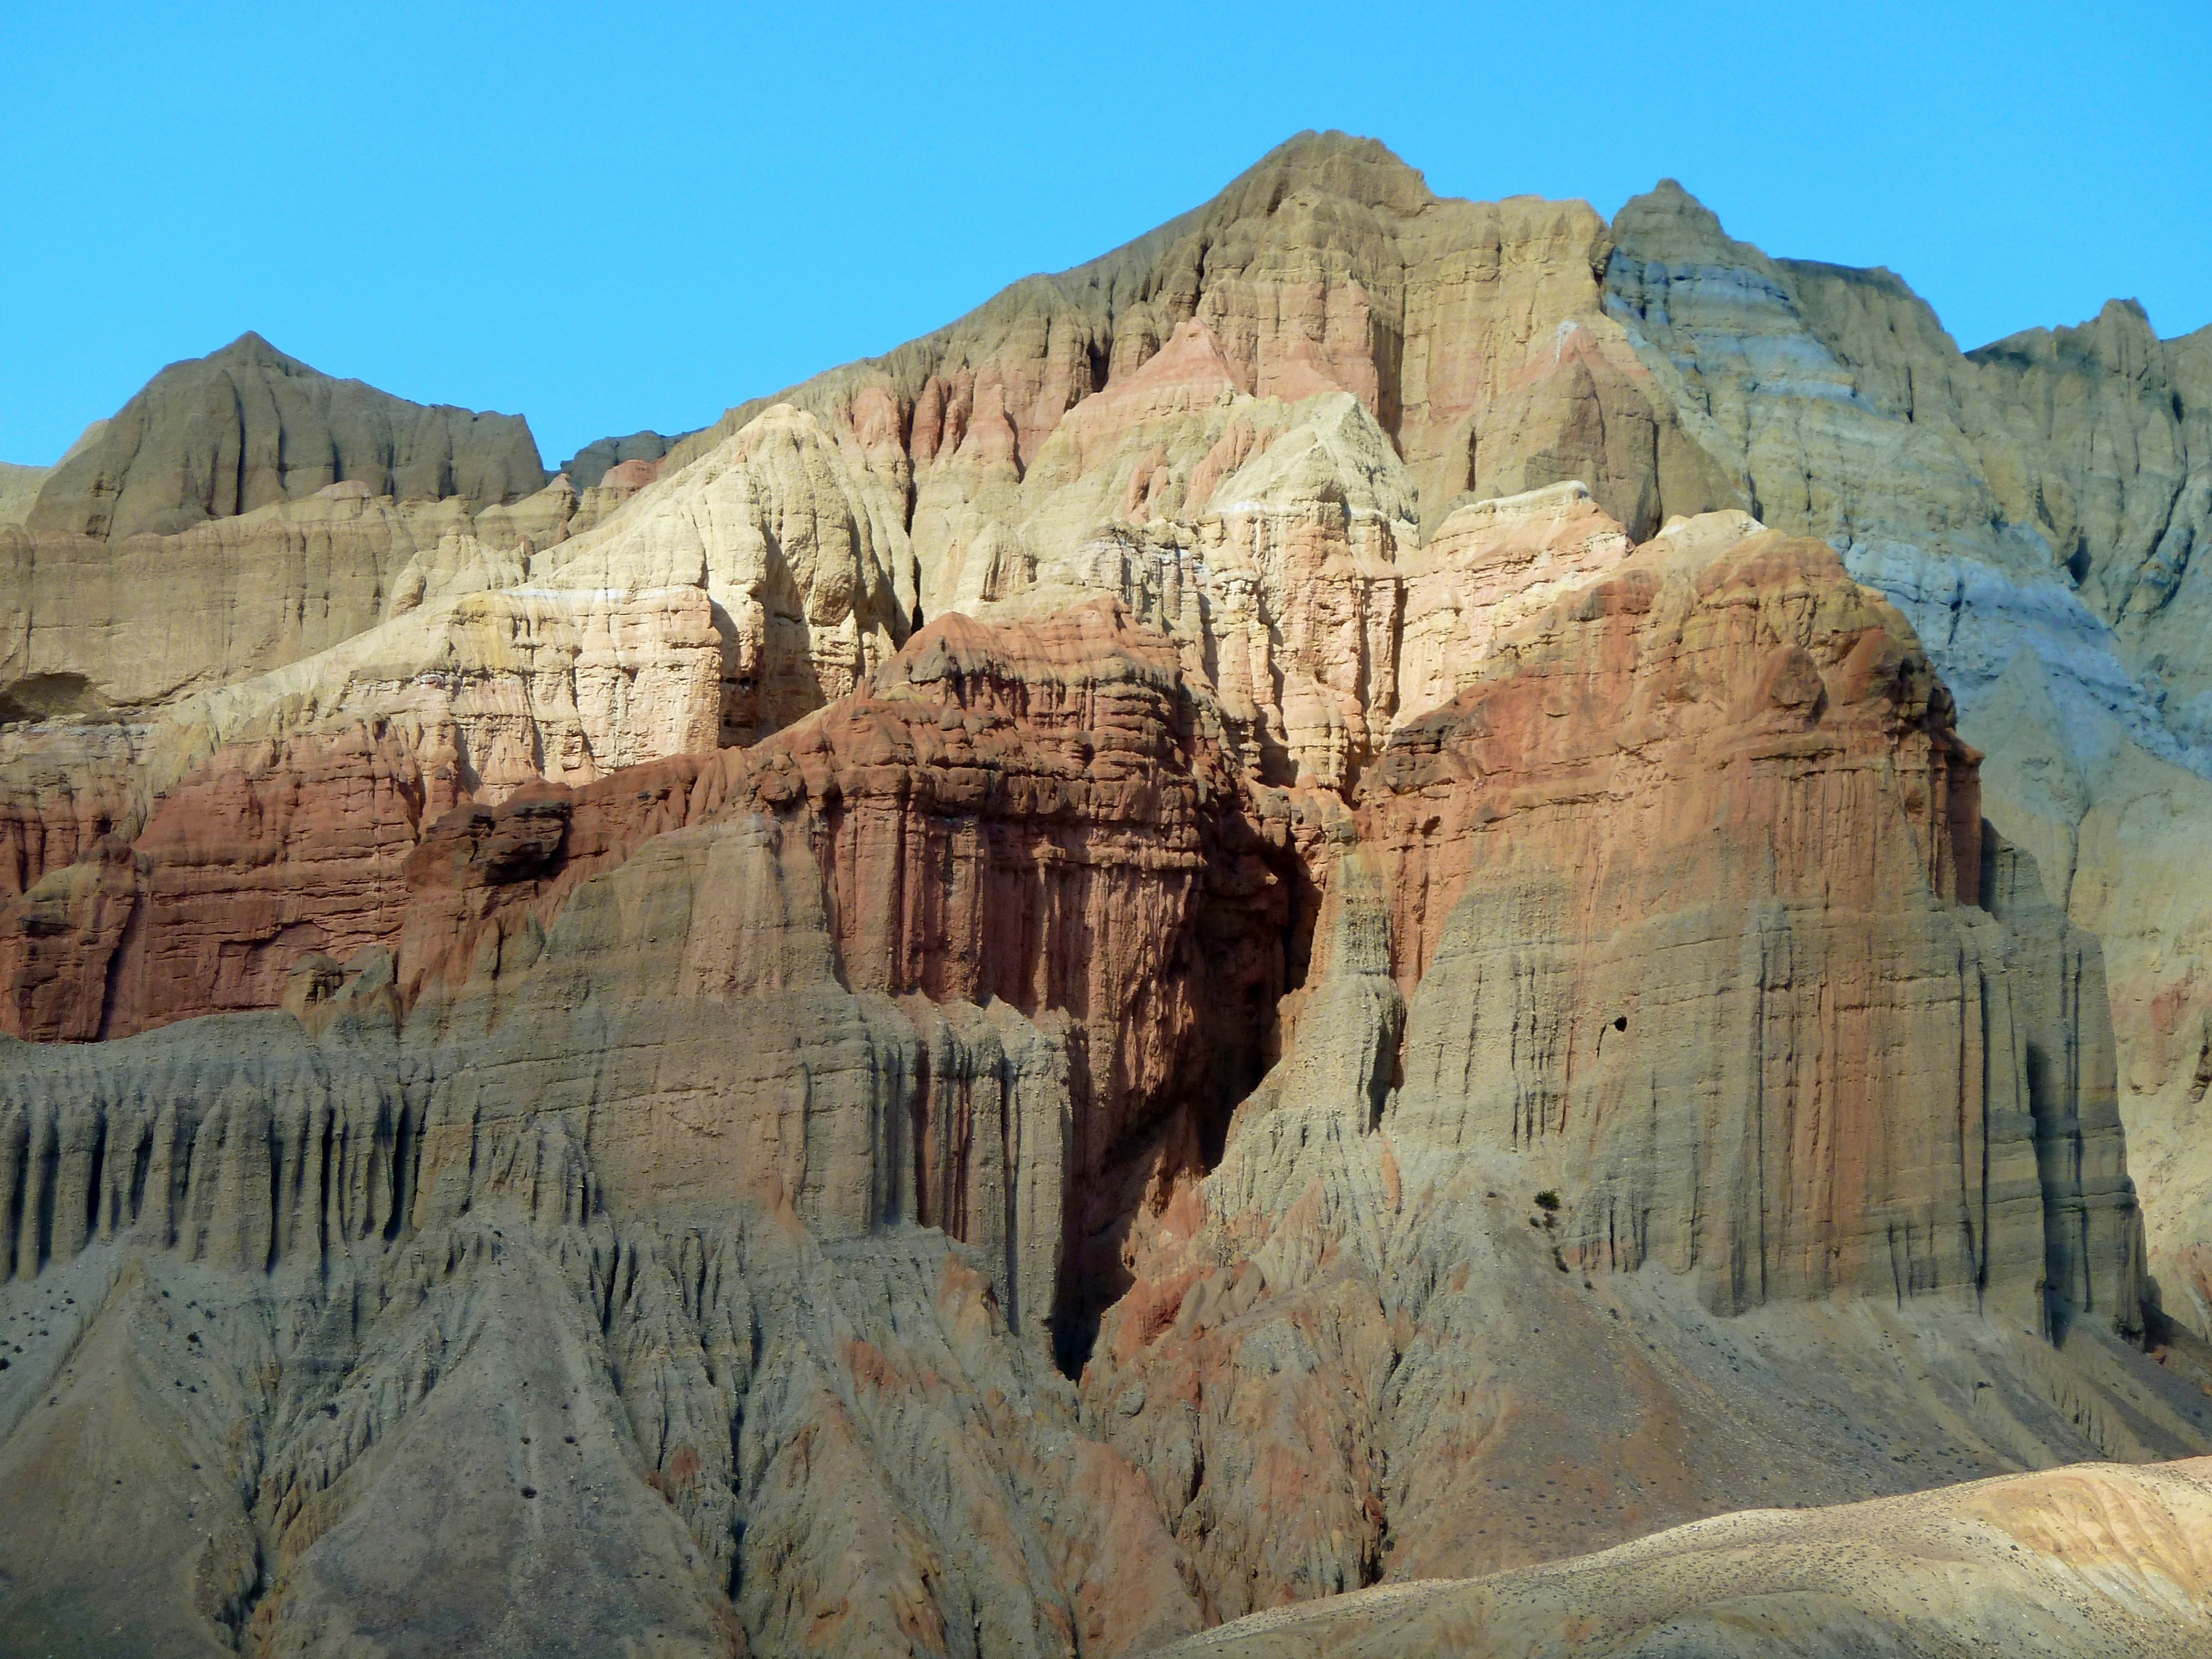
top-left (1162, 1457), bottom-right (2212, 1658)
top-left (0, 401), bottom-right (919, 833)
top-left (532, 400), bottom-right (914, 745)
top-left (1395, 481), bottom-right (1636, 722)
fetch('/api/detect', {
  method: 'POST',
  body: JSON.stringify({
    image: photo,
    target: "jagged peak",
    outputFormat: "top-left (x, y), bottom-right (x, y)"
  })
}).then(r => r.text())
top-left (656, 132), bottom-right (1454, 473)
top-left (1610, 177), bottom-right (1761, 269)
top-left (202, 329), bottom-right (320, 378)
top-left (1049, 130), bottom-right (1435, 300)
top-left (24, 327), bottom-right (544, 539)
top-left (1211, 129), bottom-right (1437, 219)
top-left (1969, 294), bottom-right (2163, 367)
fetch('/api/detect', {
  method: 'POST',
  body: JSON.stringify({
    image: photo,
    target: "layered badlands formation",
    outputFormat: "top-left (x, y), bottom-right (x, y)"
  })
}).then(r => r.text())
top-left (1, 132), bottom-right (2209, 1656)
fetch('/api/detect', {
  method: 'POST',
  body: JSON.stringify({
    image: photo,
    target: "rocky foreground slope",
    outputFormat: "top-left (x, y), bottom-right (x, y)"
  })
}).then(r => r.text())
top-left (1161, 1457), bottom-right (2212, 1658)
top-left (1, 132), bottom-right (2210, 1656)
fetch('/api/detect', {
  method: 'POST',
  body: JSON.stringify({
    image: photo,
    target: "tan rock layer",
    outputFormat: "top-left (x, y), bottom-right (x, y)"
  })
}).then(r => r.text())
top-left (1159, 1457), bottom-right (2212, 1658)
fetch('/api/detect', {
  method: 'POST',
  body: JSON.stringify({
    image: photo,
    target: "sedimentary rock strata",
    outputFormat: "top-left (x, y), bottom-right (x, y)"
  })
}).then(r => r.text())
top-left (1600, 181), bottom-right (2212, 1327)
top-left (2, 129), bottom-right (2210, 1657)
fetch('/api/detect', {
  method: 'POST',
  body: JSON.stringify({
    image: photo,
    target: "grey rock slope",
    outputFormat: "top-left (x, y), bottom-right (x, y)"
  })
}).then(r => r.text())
top-left (25, 333), bottom-right (547, 540)
top-left (556, 428), bottom-right (684, 489)
top-left (0, 811), bottom-right (1199, 1658)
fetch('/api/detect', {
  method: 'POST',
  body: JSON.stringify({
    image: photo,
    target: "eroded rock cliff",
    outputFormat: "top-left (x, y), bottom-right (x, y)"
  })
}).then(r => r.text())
top-left (1603, 182), bottom-right (2212, 1328)
top-left (3, 129), bottom-right (2210, 1658)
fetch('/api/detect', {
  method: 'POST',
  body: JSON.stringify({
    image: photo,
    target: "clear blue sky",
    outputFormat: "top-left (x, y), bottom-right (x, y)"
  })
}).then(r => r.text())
top-left (3, 1), bottom-right (2206, 469)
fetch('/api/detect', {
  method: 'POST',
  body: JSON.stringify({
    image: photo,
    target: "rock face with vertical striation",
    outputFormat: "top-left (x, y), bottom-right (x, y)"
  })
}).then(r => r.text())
top-left (0, 796), bottom-right (1207, 1656)
top-left (1373, 526), bottom-right (2035, 1314)
top-left (1602, 178), bottom-right (2212, 1333)
top-left (3, 129), bottom-right (2211, 1657)
top-left (1073, 517), bottom-right (2189, 1621)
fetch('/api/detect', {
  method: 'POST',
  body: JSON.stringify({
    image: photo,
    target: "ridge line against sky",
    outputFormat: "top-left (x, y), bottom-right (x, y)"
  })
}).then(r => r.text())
top-left (2, 0), bottom-right (2205, 468)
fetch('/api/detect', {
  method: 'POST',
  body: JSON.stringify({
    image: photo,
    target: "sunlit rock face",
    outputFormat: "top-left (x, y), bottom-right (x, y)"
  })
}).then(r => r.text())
top-left (3, 130), bottom-right (2211, 1659)
top-left (1603, 180), bottom-right (2212, 1331)
top-left (1154, 1455), bottom-right (2212, 1659)
top-left (1076, 522), bottom-right (2169, 1621)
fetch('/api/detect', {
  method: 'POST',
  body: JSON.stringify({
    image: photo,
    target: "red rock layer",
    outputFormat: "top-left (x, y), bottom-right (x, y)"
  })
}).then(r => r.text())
top-left (1067, 531), bottom-right (2151, 1620)
top-left (1365, 530), bottom-right (1985, 992)
top-left (686, 602), bottom-right (1295, 1320)
top-left (1360, 531), bottom-right (2043, 1316)
top-left (388, 601), bottom-right (1291, 1118)
top-left (0, 723), bottom-right (456, 1040)
top-left (0, 737), bottom-right (138, 899)
top-left (701, 606), bottom-right (1270, 1134)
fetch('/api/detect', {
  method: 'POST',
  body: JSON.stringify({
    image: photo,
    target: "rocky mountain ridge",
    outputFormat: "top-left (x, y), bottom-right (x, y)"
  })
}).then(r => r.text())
top-left (20, 332), bottom-right (548, 542)
top-left (2, 131), bottom-right (2210, 1657)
